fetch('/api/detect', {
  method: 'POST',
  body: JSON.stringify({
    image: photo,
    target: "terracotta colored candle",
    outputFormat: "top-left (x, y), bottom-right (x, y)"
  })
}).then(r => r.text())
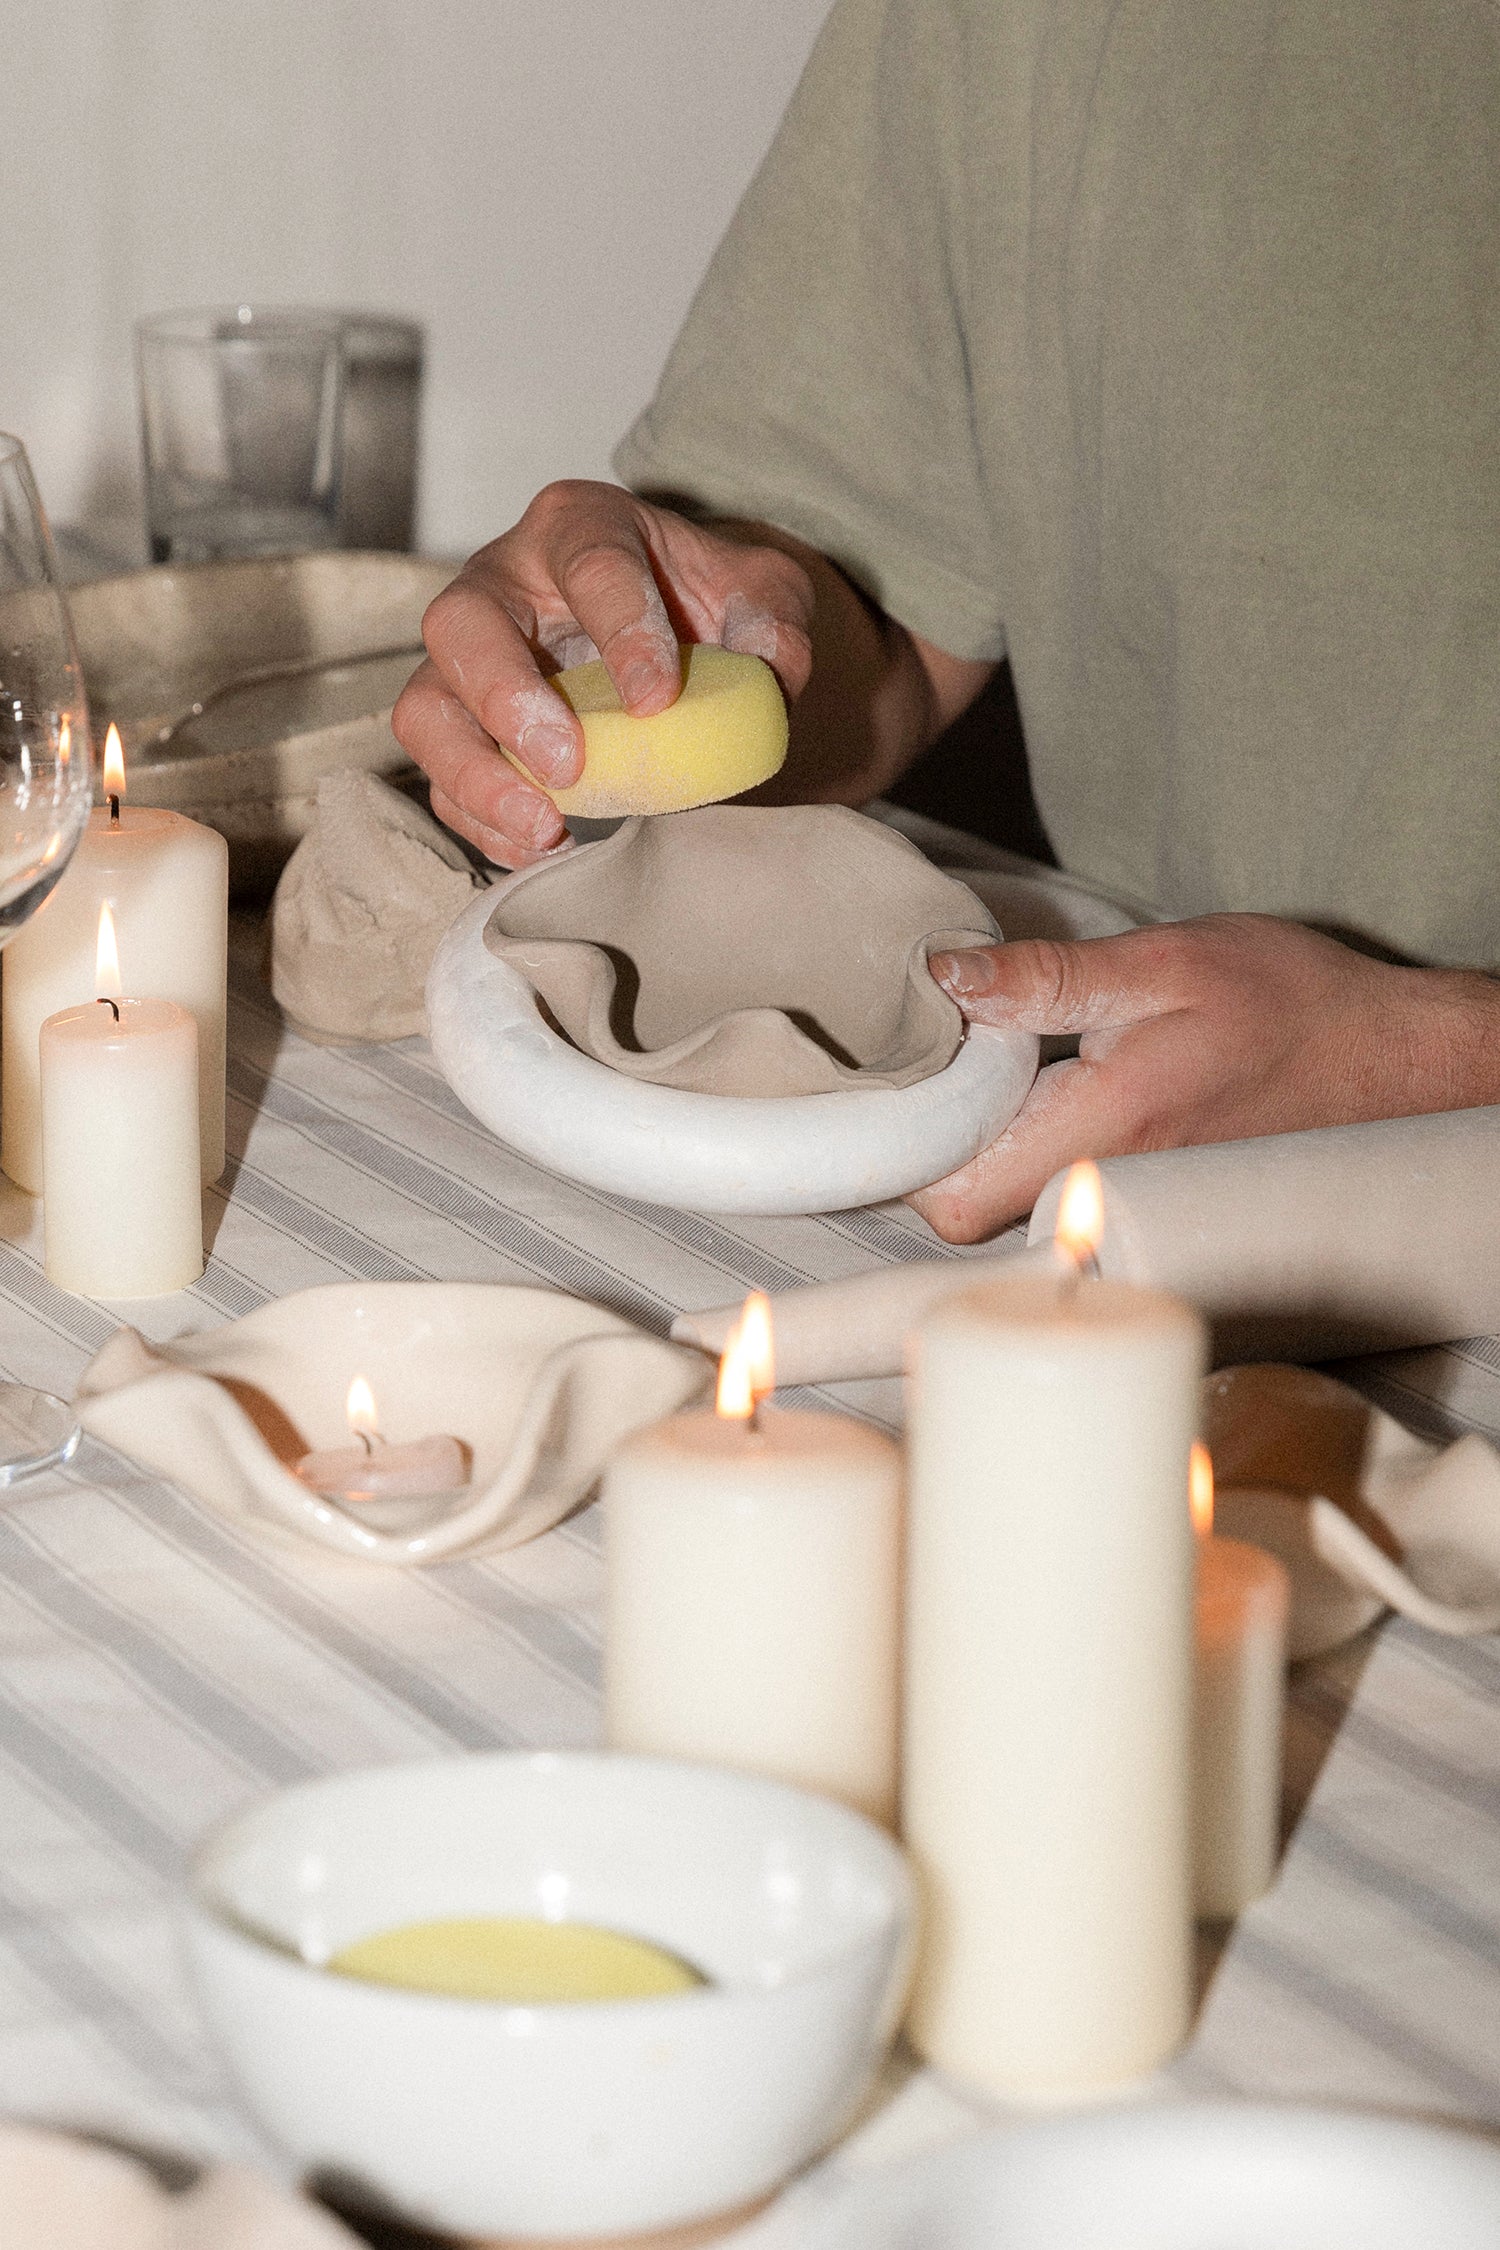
top-left (903, 1165), bottom-right (1205, 2104)
top-left (1191, 1445), bottom-right (1291, 1920)
top-left (603, 1295), bottom-right (902, 1827)
top-left (4, 724), bottom-right (228, 1192)
top-left (40, 904), bottom-right (203, 1299)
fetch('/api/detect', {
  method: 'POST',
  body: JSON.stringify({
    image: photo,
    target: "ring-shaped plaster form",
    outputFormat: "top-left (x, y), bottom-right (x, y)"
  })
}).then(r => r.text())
top-left (427, 886), bottom-right (1039, 1217)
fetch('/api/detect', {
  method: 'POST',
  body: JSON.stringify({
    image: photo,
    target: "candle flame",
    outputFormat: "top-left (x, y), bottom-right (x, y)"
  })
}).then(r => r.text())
top-left (1190, 1441), bottom-right (1214, 1539)
top-left (346, 1375), bottom-right (380, 1442)
top-left (102, 723), bottom-right (126, 802)
top-left (95, 902), bottom-right (122, 1002)
top-left (58, 715), bottom-right (70, 769)
top-left (715, 1291), bottom-right (775, 1421)
top-left (1054, 1159), bottom-right (1105, 1267)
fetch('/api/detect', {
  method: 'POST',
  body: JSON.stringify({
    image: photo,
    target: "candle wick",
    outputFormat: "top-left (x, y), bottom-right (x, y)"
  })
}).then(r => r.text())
top-left (354, 1427), bottom-right (378, 1456)
top-left (1059, 1246), bottom-right (1101, 1299)
top-left (108, 795), bottom-right (120, 825)
top-left (95, 996), bottom-right (120, 1023)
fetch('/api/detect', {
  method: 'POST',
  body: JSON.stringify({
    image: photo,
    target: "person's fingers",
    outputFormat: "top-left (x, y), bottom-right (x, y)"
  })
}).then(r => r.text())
top-left (530, 486), bottom-right (682, 714)
top-left (391, 661), bottom-right (568, 859)
top-left (908, 1048), bottom-right (1156, 1244)
top-left (418, 577), bottom-right (584, 789)
top-left (427, 785), bottom-right (574, 872)
top-left (692, 544), bottom-right (816, 699)
top-left (930, 926), bottom-right (1195, 1035)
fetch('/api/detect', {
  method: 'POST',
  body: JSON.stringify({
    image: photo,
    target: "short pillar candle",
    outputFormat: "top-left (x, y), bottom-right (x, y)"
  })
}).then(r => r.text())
top-left (602, 1296), bottom-right (902, 1827)
top-left (40, 901), bottom-right (204, 1299)
top-left (3, 725), bottom-right (228, 1192)
top-left (904, 1268), bottom-right (1206, 2104)
top-left (41, 998), bottom-right (203, 1299)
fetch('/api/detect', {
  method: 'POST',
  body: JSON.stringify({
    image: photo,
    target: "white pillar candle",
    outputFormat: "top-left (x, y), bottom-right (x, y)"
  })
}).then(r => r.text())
top-left (603, 1298), bottom-right (902, 1826)
top-left (41, 993), bottom-right (204, 1299)
top-left (904, 1269), bottom-right (1206, 2104)
top-left (1192, 1448), bottom-right (1291, 1921)
top-left (3, 728), bottom-right (228, 1192)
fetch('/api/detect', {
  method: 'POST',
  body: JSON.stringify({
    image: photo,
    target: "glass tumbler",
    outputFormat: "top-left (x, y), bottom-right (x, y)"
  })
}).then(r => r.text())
top-left (137, 306), bottom-right (346, 565)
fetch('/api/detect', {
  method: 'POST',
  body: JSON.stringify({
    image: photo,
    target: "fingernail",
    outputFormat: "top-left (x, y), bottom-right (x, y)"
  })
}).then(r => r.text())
top-left (931, 948), bottom-right (997, 999)
top-left (517, 721), bottom-right (579, 786)
top-left (519, 794), bottom-right (566, 849)
top-left (619, 657), bottom-right (670, 710)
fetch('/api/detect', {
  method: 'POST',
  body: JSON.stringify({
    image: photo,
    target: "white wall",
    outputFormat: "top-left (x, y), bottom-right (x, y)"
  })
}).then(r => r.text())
top-left (7, 1), bottom-right (831, 560)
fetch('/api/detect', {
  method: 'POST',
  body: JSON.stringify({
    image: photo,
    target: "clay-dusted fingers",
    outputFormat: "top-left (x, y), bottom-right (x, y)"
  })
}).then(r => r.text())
top-left (392, 660), bottom-right (568, 863)
top-left (416, 572), bottom-right (584, 791)
top-left (718, 579), bottom-right (816, 701)
top-left (908, 1053), bottom-right (1155, 1243)
top-left (534, 486), bottom-right (683, 715)
top-left (929, 928), bottom-right (1194, 1034)
top-left (401, 482), bottom-right (821, 861)
top-left (427, 784), bottom-right (573, 873)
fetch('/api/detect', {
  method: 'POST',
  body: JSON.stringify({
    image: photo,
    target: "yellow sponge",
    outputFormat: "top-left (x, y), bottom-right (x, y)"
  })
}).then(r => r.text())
top-left (521, 643), bottom-right (788, 818)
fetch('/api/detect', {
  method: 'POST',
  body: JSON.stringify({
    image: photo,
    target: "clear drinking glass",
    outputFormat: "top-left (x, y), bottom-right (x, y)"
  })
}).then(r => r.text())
top-left (337, 313), bottom-right (423, 552)
top-left (0, 432), bottom-right (96, 1478)
top-left (137, 306), bottom-right (346, 564)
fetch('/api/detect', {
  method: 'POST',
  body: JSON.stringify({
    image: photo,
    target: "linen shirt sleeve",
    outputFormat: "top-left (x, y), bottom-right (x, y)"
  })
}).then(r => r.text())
top-left (614, 0), bottom-right (1007, 663)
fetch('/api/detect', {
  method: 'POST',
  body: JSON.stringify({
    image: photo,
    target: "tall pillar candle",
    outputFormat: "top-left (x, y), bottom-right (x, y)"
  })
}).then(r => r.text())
top-left (41, 994), bottom-right (203, 1298)
top-left (3, 729), bottom-right (227, 1191)
top-left (904, 1273), bottom-right (1206, 2103)
top-left (603, 1302), bottom-right (902, 1826)
top-left (1191, 1447), bottom-right (1291, 1920)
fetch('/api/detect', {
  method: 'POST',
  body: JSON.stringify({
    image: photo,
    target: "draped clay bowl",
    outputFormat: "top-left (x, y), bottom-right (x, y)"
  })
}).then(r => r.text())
top-left (74, 1283), bottom-right (709, 1564)
top-left (426, 806), bottom-right (1039, 1215)
top-left (1208, 1363), bottom-right (1500, 1657)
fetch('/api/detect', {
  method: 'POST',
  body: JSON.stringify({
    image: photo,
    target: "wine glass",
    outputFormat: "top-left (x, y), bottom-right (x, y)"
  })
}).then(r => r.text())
top-left (0, 432), bottom-right (96, 1480)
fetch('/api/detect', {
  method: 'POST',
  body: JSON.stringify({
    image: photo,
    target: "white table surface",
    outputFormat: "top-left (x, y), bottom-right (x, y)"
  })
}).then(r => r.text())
top-left (0, 819), bottom-right (1497, 2244)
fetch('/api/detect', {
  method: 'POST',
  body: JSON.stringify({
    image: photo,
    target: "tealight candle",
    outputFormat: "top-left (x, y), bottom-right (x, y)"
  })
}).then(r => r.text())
top-left (603, 1295), bottom-right (902, 1826)
top-left (3, 724), bottom-right (228, 1192)
top-left (294, 1376), bottom-right (470, 1502)
top-left (40, 903), bottom-right (204, 1299)
top-left (903, 1164), bottom-right (1205, 2104)
top-left (1191, 1445), bottom-right (1291, 1920)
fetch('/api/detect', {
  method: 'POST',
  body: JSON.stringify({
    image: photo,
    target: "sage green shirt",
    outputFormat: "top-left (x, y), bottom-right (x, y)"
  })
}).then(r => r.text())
top-left (617, 0), bottom-right (1499, 968)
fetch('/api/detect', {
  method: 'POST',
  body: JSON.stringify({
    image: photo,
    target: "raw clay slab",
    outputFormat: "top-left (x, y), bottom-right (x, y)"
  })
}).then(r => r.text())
top-left (483, 805), bottom-right (999, 1097)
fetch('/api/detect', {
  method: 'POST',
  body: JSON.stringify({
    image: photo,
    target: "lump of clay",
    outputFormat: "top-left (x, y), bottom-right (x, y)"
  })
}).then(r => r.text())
top-left (483, 804), bottom-right (1000, 1097)
top-left (270, 769), bottom-right (488, 1040)
top-left (512, 644), bottom-right (788, 818)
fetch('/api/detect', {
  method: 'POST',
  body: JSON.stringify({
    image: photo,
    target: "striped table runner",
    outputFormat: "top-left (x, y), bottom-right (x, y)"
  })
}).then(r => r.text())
top-left (0, 864), bottom-right (1493, 2229)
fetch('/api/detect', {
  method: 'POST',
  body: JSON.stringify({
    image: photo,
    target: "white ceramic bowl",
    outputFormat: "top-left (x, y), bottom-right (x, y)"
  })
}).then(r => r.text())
top-left (810, 2103), bottom-right (1500, 2250)
top-left (426, 889), bottom-right (1038, 1217)
top-left (183, 1751), bottom-right (912, 2241)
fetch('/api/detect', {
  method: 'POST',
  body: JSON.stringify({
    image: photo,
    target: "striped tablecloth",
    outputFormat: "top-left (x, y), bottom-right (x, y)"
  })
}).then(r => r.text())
top-left (0, 823), bottom-right (1496, 2240)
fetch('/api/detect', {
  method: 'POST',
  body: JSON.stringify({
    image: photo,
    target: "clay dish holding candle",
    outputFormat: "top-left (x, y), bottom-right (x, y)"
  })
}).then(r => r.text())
top-left (183, 1750), bottom-right (913, 2244)
top-left (74, 1281), bottom-right (708, 1563)
top-left (426, 806), bottom-right (1038, 1215)
top-left (1206, 1362), bottom-right (1500, 1657)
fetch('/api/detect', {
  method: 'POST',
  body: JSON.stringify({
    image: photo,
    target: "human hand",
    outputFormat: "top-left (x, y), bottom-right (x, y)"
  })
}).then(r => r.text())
top-left (391, 480), bottom-right (814, 866)
top-left (908, 914), bottom-right (1500, 1243)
